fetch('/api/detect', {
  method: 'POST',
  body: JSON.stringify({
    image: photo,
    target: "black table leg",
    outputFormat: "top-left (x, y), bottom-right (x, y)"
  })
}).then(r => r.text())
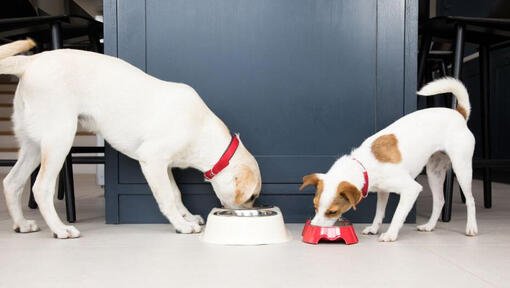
top-left (480, 44), bottom-right (492, 209)
top-left (442, 24), bottom-right (464, 222)
top-left (63, 153), bottom-right (76, 223)
top-left (28, 166), bottom-right (39, 209)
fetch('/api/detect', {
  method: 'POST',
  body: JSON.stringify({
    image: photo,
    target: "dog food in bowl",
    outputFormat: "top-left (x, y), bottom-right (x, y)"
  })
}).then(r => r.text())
top-left (213, 209), bottom-right (277, 217)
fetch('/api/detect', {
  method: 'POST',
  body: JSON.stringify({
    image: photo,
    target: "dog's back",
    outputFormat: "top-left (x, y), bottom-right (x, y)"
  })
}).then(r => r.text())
top-left (1, 41), bottom-right (215, 158)
top-left (358, 78), bottom-right (473, 178)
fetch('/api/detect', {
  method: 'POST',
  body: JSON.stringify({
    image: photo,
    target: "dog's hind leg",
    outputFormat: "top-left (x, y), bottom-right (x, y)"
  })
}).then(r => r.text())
top-left (3, 139), bottom-right (41, 233)
top-left (33, 121), bottom-right (81, 239)
top-left (417, 152), bottom-right (449, 232)
top-left (362, 192), bottom-right (389, 235)
top-left (446, 133), bottom-right (478, 236)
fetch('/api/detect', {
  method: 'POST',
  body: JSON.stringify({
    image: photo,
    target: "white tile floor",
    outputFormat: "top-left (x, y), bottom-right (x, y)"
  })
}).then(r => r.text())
top-left (0, 174), bottom-right (509, 288)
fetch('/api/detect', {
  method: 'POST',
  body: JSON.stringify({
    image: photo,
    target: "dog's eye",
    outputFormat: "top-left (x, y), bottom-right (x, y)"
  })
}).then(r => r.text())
top-left (326, 210), bottom-right (338, 216)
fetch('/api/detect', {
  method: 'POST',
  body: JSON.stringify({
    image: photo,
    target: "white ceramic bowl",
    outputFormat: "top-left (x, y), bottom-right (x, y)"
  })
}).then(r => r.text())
top-left (200, 206), bottom-right (291, 245)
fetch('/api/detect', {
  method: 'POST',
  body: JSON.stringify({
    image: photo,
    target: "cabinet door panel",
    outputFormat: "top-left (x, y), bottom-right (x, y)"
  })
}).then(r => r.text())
top-left (145, 0), bottom-right (376, 183)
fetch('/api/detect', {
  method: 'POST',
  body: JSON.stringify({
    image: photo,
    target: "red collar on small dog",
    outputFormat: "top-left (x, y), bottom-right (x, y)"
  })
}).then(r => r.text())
top-left (352, 158), bottom-right (369, 198)
top-left (204, 134), bottom-right (240, 180)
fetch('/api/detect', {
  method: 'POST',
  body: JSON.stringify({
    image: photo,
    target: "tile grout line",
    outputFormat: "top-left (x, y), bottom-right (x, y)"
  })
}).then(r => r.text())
top-left (424, 246), bottom-right (499, 288)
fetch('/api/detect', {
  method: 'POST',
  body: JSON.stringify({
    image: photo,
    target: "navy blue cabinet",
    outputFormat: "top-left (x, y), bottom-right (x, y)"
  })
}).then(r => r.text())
top-left (104, 0), bottom-right (417, 223)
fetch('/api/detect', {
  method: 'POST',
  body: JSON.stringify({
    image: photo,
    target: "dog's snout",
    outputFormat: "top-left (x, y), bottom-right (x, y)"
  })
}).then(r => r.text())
top-left (311, 214), bottom-right (336, 227)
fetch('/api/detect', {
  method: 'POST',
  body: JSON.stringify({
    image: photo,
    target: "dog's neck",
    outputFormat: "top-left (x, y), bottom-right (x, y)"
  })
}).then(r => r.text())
top-left (186, 115), bottom-right (233, 172)
top-left (328, 156), bottom-right (366, 192)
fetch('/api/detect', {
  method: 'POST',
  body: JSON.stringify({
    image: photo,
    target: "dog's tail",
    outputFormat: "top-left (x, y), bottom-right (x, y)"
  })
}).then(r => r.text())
top-left (417, 77), bottom-right (471, 121)
top-left (0, 39), bottom-right (36, 77)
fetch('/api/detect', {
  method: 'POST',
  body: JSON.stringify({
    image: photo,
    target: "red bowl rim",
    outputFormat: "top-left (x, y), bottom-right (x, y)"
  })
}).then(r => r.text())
top-left (305, 219), bottom-right (353, 229)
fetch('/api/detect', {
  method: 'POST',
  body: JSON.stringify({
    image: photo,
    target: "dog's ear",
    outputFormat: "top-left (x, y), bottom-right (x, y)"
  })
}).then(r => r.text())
top-left (299, 174), bottom-right (320, 191)
top-left (234, 165), bottom-right (255, 204)
top-left (337, 181), bottom-right (362, 211)
top-left (300, 174), bottom-right (324, 209)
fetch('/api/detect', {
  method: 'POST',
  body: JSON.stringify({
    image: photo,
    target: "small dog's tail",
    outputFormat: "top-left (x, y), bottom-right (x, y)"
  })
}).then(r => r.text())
top-left (417, 77), bottom-right (471, 121)
top-left (0, 39), bottom-right (36, 77)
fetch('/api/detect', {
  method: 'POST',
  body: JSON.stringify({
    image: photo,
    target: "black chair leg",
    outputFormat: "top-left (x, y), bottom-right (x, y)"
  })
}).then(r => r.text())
top-left (452, 25), bottom-right (465, 89)
top-left (50, 21), bottom-right (63, 50)
top-left (442, 24), bottom-right (464, 222)
top-left (418, 34), bottom-right (432, 109)
top-left (63, 153), bottom-right (76, 223)
top-left (439, 60), bottom-right (449, 107)
top-left (418, 34), bottom-right (432, 88)
top-left (460, 187), bottom-right (466, 203)
top-left (28, 166), bottom-right (39, 209)
top-left (442, 171), bottom-right (455, 222)
top-left (57, 168), bottom-right (65, 200)
top-left (480, 44), bottom-right (492, 209)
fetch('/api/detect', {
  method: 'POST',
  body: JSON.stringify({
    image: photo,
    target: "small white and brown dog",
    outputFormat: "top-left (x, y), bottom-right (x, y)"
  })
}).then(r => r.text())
top-left (0, 40), bottom-right (261, 238)
top-left (300, 77), bottom-right (478, 242)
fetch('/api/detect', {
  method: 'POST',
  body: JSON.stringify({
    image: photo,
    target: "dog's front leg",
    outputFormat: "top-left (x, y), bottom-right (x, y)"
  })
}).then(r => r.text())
top-left (140, 161), bottom-right (201, 233)
top-left (362, 192), bottom-right (389, 235)
top-left (168, 171), bottom-right (205, 225)
top-left (379, 178), bottom-right (422, 242)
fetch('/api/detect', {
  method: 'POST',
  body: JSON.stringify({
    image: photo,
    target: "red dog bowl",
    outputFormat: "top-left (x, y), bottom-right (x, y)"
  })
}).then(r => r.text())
top-left (302, 219), bottom-right (358, 245)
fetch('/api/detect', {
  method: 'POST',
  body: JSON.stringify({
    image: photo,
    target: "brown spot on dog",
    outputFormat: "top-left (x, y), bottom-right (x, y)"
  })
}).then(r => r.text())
top-left (457, 105), bottom-right (468, 120)
top-left (324, 181), bottom-right (362, 218)
top-left (371, 134), bottom-right (402, 163)
top-left (234, 165), bottom-right (255, 205)
top-left (299, 174), bottom-right (323, 210)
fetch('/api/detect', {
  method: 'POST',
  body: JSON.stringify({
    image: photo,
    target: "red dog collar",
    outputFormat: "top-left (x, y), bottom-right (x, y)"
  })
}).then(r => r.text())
top-left (204, 134), bottom-right (240, 180)
top-left (352, 158), bottom-right (369, 198)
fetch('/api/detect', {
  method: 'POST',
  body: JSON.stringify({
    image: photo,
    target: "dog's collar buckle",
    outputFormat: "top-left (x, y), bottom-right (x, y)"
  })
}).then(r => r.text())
top-left (352, 158), bottom-right (369, 198)
top-left (204, 134), bottom-right (240, 180)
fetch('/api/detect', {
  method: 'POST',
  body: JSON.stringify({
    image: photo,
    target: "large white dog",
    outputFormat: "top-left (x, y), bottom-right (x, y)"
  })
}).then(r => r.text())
top-left (300, 77), bottom-right (478, 242)
top-left (0, 40), bottom-right (261, 238)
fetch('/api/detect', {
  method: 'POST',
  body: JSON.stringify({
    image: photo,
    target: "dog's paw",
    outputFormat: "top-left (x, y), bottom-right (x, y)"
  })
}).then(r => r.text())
top-left (174, 220), bottom-right (202, 234)
top-left (417, 223), bottom-right (434, 232)
top-left (465, 223), bottom-right (478, 236)
top-left (184, 213), bottom-right (205, 225)
top-left (362, 225), bottom-right (380, 235)
top-left (13, 220), bottom-right (39, 233)
top-left (52, 225), bottom-right (81, 239)
top-left (378, 231), bottom-right (398, 242)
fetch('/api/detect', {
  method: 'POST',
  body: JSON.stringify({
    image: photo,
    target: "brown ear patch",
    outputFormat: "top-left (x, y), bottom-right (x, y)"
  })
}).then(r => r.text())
top-left (324, 181), bottom-right (362, 218)
top-left (371, 134), bottom-right (402, 163)
top-left (299, 174), bottom-right (323, 210)
top-left (312, 180), bottom-right (324, 210)
top-left (299, 174), bottom-right (320, 191)
top-left (234, 165), bottom-right (255, 204)
top-left (456, 105), bottom-right (468, 120)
